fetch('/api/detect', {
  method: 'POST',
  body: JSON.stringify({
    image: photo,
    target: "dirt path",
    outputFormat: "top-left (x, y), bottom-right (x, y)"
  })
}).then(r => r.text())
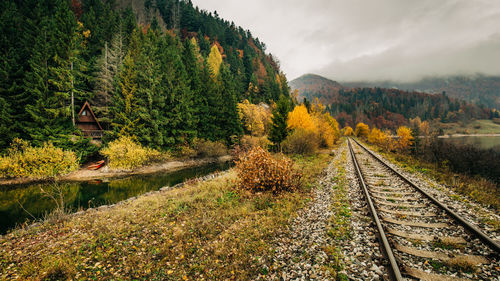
top-left (0, 155), bottom-right (232, 186)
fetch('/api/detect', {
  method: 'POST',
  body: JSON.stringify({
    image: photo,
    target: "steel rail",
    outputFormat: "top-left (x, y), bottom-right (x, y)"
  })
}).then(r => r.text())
top-left (351, 138), bottom-right (500, 254)
top-left (347, 138), bottom-right (404, 281)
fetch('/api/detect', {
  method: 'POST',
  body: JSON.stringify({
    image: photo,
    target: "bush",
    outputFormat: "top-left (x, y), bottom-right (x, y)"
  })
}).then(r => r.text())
top-left (235, 146), bottom-right (301, 193)
top-left (240, 135), bottom-right (271, 150)
top-left (193, 138), bottom-right (228, 157)
top-left (282, 128), bottom-right (319, 155)
top-left (354, 122), bottom-right (370, 138)
top-left (175, 145), bottom-right (197, 158)
top-left (0, 139), bottom-right (78, 178)
top-left (424, 139), bottom-right (500, 184)
top-left (343, 126), bottom-right (354, 136)
top-left (100, 136), bottom-right (162, 170)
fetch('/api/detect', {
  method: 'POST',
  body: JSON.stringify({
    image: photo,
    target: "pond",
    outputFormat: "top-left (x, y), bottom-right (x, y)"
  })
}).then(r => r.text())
top-left (440, 136), bottom-right (500, 152)
top-left (0, 161), bottom-right (232, 234)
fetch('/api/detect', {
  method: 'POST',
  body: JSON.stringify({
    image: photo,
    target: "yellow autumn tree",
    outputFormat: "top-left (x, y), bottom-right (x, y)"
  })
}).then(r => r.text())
top-left (354, 122), bottom-right (370, 138)
top-left (207, 44), bottom-right (222, 77)
top-left (310, 98), bottom-right (326, 115)
top-left (368, 127), bottom-right (388, 147)
top-left (238, 100), bottom-right (271, 136)
top-left (410, 117), bottom-right (431, 149)
top-left (309, 98), bottom-right (340, 147)
top-left (324, 114), bottom-right (340, 143)
top-left (396, 126), bottom-right (414, 152)
top-left (343, 126), bottom-right (354, 136)
top-left (190, 37), bottom-right (203, 63)
top-left (313, 115), bottom-right (335, 147)
top-left (285, 104), bottom-right (318, 153)
top-left (287, 105), bottom-right (316, 133)
top-left (383, 130), bottom-right (396, 151)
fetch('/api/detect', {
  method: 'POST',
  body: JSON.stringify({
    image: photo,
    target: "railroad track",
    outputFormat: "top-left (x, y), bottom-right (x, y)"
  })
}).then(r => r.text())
top-left (347, 138), bottom-right (499, 280)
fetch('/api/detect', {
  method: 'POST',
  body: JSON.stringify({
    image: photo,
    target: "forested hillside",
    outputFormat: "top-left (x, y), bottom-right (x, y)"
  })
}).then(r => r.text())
top-left (289, 74), bottom-right (343, 103)
top-left (0, 0), bottom-right (289, 155)
top-left (342, 74), bottom-right (500, 110)
top-left (291, 74), bottom-right (498, 130)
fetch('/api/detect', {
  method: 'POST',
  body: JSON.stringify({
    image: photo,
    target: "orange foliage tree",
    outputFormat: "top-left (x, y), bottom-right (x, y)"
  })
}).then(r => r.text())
top-left (343, 126), bottom-right (354, 136)
top-left (285, 101), bottom-right (342, 152)
top-left (354, 122), bottom-right (370, 138)
top-left (396, 126), bottom-right (414, 152)
top-left (383, 129), bottom-right (396, 151)
top-left (287, 101), bottom-right (340, 149)
top-left (237, 100), bottom-right (271, 136)
top-left (310, 99), bottom-right (340, 147)
top-left (367, 128), bottom-right (387, 146)
top-left (287, 105), bottom-right (316, 133)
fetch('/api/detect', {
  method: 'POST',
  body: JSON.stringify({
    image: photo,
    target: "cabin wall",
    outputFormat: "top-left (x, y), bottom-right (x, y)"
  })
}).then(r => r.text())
top-left (78, 115), bottom-right (95, 123)
top-left (77, 123), bottom-right (100, 131)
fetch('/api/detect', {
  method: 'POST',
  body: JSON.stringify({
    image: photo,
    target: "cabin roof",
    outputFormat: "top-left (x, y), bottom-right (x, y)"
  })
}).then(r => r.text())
top-left (77, 101), bottom-right (103, 131)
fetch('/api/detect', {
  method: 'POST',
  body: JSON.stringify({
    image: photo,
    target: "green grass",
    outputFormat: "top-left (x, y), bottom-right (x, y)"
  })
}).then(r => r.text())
top-left (440, 119), bottom-right (500, 135)
top-left (431, 240), bottom-right (456, 250)
top-left (429, 260), bottom-right (446, 273)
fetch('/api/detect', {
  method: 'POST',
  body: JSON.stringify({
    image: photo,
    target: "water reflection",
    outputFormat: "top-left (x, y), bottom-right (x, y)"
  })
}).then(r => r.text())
top-left (442, 136), bottom-right (500, 152)
top-left (0, 161), bottom-right (231, 234)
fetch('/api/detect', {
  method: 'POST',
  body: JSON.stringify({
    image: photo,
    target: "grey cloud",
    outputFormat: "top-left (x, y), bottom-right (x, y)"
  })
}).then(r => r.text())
top-left (192, 0), bottom-right (500, 82)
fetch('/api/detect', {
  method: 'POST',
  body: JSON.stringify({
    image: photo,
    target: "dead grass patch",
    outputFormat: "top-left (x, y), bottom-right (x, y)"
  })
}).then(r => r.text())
top-left (0, 152), bottom-right (333, 280)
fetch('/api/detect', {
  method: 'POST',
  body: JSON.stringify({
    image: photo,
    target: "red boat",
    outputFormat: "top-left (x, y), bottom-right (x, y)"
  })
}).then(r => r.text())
top-left (88, 160), bottom-right (105, 170)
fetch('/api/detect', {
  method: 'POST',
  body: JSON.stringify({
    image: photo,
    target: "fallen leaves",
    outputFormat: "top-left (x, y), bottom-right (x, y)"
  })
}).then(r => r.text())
top-left (0, 153), bottom-right (333, 280)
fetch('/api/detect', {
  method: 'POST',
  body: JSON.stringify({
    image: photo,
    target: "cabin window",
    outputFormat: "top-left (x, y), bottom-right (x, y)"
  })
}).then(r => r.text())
top-left (82, 110), bottom-right (87, 116)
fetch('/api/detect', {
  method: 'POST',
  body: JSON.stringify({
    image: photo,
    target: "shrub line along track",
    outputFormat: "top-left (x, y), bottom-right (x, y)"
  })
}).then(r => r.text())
top-left (347, 138), bottom-right (499, 280)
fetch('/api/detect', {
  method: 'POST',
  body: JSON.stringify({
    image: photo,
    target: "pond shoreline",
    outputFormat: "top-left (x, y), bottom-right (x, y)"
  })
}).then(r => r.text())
top-left (438, 133), bottom-right (500, 138)
top-left (0, 155), bottom-right (233, 186)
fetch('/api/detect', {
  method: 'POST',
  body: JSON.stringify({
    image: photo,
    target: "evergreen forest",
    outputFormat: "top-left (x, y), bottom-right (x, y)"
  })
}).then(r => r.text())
top-left (0, 0), bottom-right (290, 158)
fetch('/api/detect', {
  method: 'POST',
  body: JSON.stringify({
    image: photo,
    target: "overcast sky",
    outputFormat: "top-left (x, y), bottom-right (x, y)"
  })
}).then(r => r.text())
top-left (191, 0), bottom-right (500, 82)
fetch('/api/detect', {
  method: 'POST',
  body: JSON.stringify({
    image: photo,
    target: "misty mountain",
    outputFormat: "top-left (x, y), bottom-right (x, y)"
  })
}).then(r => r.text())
top-left (290, 74), bottom-right (498, 130)
top-left (289, 74), bottom-right (344, 103)
top-left (342, 75), bottom-right (500, 110)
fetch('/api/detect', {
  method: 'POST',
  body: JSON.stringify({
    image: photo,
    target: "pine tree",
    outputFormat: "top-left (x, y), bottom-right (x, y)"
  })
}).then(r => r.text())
top-left (70, 20), bottom-right (92, 124)
top-left (1, 0), bottom-right (40, 143)
top-left (269, 94), bottom-right (291, 151)
top-left (158, 35), bottom-right (196, 147)
top-left (197, 31), bottom-right (210, 56)
top-left (134, 30), bottom-right (165, 148)
top-left (197, 60), bottom-right (218, 141)
top-left (216, 64), bottom-right (243, 143)
top-left (182, 38), bottom-right (203, 131)
top-left (0, 97), bottom-right (13, 149)
top-left (111, 52), bottom-right (141, 138)
top-left (24, 1), bottom-right (77, 147)
top-left (94, 32), bottom-right (124, 129)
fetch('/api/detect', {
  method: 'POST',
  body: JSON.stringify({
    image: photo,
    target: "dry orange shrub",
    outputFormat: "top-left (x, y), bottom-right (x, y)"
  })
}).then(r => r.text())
top-left (235, 146), bottom-right (301, 193)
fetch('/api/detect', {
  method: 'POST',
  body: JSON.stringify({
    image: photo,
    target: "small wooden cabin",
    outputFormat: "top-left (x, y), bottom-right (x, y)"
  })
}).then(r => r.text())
top-left (76, 102), bottom-right (103, 139)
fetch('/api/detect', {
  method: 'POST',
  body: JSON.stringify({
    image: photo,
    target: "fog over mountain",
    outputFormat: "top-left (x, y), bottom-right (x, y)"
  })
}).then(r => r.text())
top-left (192, 0), bottom-right (500, 82)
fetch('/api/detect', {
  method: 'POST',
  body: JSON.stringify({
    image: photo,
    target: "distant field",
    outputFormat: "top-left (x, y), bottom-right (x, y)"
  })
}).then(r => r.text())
top-left (439, 119), bottom-right (500, 135)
